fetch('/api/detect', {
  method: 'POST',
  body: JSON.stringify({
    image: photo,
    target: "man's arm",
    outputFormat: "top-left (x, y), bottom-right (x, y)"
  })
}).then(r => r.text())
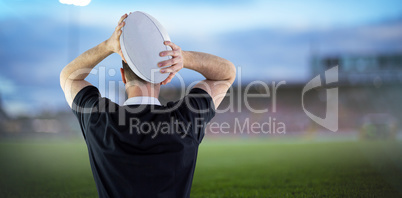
top-left (60, 14), bottom-right (128, 108)
top-left (159, 41), bottom-right (236, 109)
top-left (182, 51), bottom-right (236, 108)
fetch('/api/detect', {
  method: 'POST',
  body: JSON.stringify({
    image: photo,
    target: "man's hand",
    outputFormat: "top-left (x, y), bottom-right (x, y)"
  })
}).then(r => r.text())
top-left (106, 13), bottom-right (128, 63)
top-left (61, 13), bottom-right (130, 107)
top-left (158, 41), bottom-right (184, 85)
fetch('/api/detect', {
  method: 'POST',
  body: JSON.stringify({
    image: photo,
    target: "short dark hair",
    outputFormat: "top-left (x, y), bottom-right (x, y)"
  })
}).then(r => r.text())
top-left (122, 60), bottom-right (147, 84)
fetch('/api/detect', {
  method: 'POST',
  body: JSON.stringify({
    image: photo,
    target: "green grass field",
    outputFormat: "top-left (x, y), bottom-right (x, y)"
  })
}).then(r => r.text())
top-left (0, 139), bottom-right (401, 198)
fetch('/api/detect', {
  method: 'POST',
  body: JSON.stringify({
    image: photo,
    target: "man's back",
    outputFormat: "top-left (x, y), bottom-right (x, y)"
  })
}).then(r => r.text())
top-left (61, 13), bottom-right (235, 198)
top-left (72, 86), bottom-right (215, 198)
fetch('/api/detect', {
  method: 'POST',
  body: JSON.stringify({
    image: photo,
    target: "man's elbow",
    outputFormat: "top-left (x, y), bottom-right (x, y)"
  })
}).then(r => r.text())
top-left (60, 68), bottom-right (67, 91)
top-left (226, 61), bottom-right (236, 84)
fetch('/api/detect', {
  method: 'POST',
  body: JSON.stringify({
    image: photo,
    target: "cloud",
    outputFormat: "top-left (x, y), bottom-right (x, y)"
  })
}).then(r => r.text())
top-left (59, 0), bottom-right (91, 7)
top-left (58, 0), bottom-right (402, 38)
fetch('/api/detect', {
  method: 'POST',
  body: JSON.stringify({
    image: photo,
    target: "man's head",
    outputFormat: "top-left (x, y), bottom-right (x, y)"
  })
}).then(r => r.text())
top-left (120, 60), bottom-right (147, 85)
top-left (120, 60), bottom-right (161, 98)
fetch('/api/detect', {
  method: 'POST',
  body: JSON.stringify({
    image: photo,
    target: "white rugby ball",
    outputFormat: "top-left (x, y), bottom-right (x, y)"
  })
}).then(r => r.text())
top-left (120, 11), bottom-right (171, 84)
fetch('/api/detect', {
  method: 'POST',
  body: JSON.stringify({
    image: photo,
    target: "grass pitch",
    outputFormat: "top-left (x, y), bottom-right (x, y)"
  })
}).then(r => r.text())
top-left (0, 139), bottom-right (401, 197)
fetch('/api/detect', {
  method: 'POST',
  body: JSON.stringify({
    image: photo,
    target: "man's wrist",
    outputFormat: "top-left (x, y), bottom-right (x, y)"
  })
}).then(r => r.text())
top-left (182, 51), bottom-right (190, 69)
top-left (103, 39), bottom-right (115, 54)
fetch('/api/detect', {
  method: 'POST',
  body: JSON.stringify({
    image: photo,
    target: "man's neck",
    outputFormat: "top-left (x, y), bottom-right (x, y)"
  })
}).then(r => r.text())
top-left (126, 84), bottom-right (160, 99)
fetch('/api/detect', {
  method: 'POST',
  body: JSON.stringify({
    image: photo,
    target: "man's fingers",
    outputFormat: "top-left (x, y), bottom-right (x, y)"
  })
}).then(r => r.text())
top-left (117, 29), bottom-right (122, 37)
top-left (115, 21), bottom-right (125, 31)
top-left (160, 63), bottom-right (182, 73)
top-left (167, 73), bottom-right (176, 82)
top-left (159, 50), bottom-right (180, 57)
top-left (164, 41), bottom-right (180, 51)
top-left (158, 41), bottom-right (182, 85)
top-left (161, 73), bottom-right (176, 85)
top-left (116, 13), bottom-right (127, 32)
top-left (158, 56), bottom-right (182, 67)
top-left (118, 13), bottom-right (128, 25)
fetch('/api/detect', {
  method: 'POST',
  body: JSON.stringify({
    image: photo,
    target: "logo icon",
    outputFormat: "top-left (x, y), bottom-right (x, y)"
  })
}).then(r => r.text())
top-left (302, 66), bottom-right (338, 132)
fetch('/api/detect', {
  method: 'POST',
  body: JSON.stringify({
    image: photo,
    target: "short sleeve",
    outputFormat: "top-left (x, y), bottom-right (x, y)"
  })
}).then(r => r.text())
top-left (71, 85), bottom-right (101, 138)
top-left (185, 88), bottom-right (216, 122)
top-left (168, 88), bottom-right (216, 143)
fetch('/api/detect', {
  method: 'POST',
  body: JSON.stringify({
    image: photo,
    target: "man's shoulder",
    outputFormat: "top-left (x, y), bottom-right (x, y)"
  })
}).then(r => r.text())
top-left (163, 88), bottom-right (215, 121)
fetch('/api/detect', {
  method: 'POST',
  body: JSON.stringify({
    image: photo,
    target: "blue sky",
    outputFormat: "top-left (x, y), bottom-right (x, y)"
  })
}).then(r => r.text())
top-left (2, 0), bottom-right (402, 30)
top-left (0, 0), bottom-right (402, 116)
